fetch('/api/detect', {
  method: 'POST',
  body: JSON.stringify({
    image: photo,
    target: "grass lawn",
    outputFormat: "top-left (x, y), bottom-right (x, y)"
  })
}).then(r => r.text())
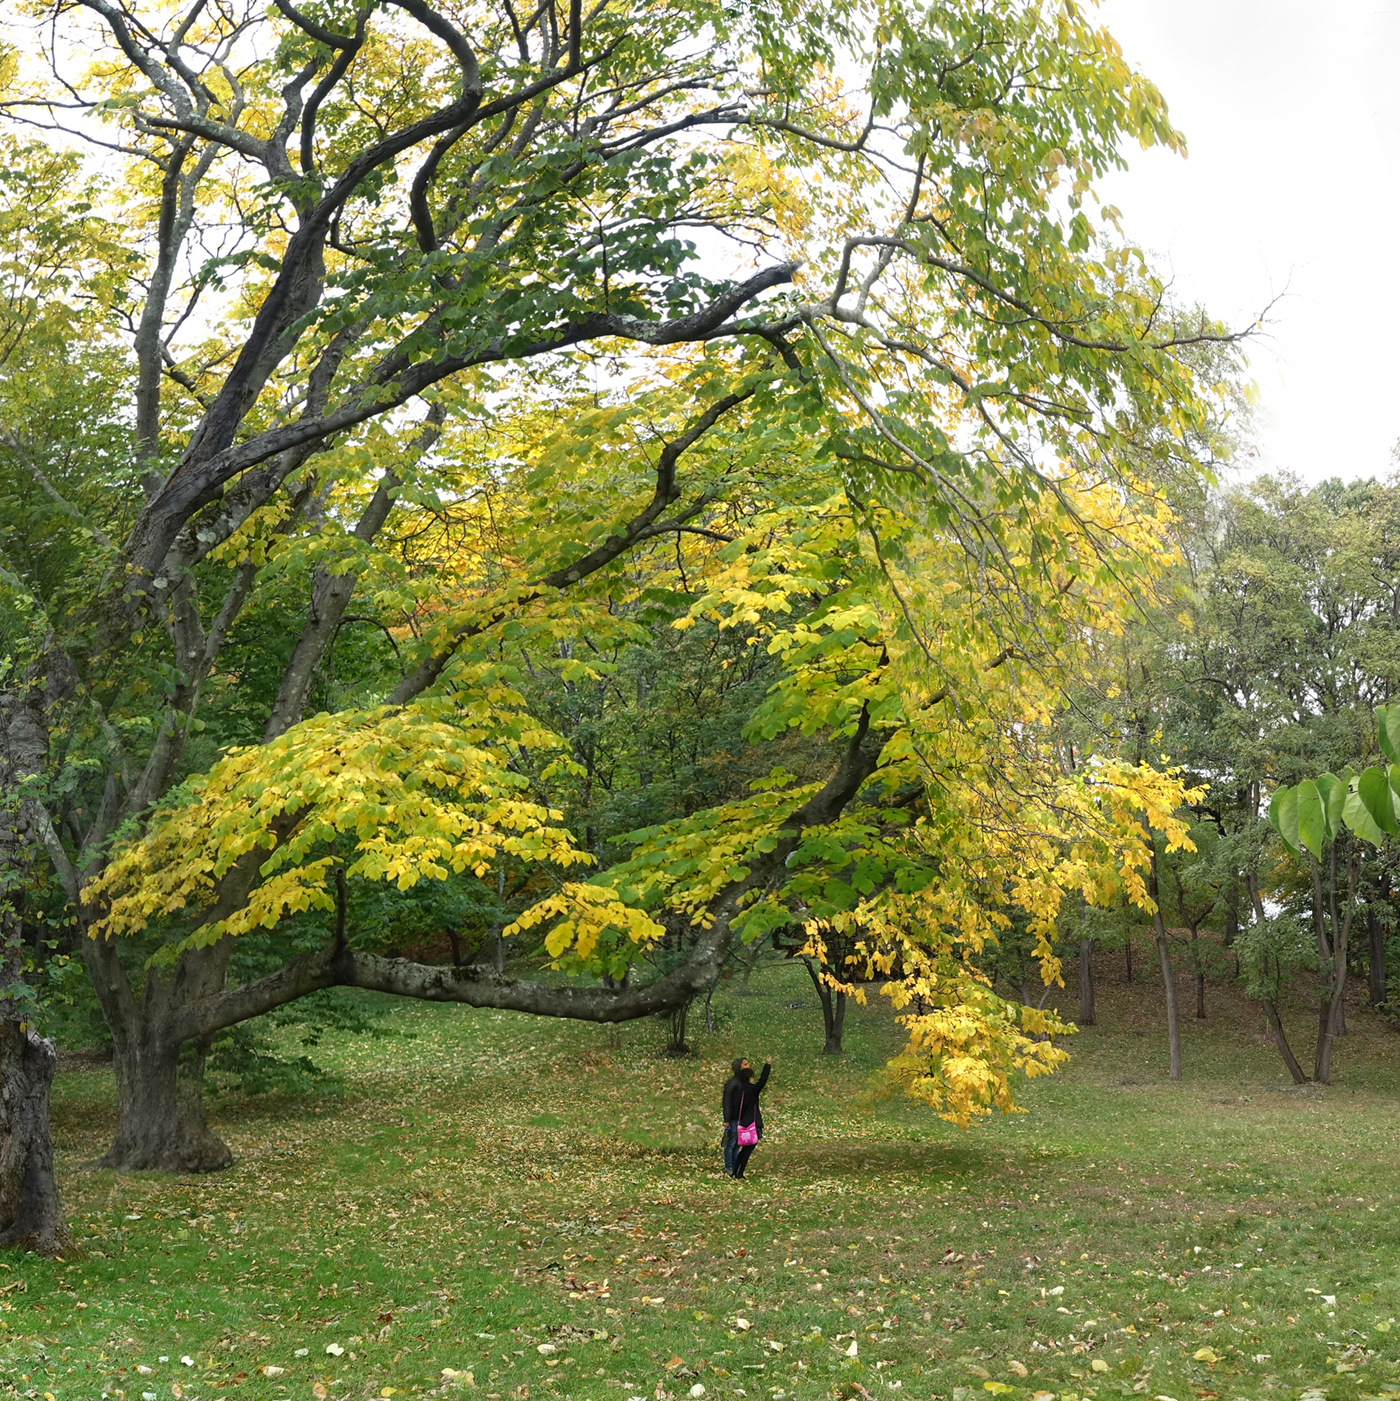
top-left (13, 946), bottom-right (1400, 1401)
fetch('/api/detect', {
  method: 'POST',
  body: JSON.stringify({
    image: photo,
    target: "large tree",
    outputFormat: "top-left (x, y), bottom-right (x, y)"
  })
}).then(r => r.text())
top-left (0, 0), bottom-right (1236, 1247)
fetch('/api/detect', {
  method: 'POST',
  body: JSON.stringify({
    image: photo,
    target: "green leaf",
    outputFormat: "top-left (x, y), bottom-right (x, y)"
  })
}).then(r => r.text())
top-left (1344, 788), bottom-right (1389, 846)
top-left (1315, 772), bottom-right (1346, 840)
top-left (1269, 785), bottom-right (1300, 856)
top-left (1380, 705), bottom-right (1400, 765)
top-left (1358, 766), bottom-right (1400, 837)
top-left (1295, 779), bottom-right (1325, 859)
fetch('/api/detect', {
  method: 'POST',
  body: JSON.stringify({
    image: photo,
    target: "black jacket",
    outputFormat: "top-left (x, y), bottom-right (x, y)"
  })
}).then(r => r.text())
top-left (722, 1064), bottom-right (770, 1134)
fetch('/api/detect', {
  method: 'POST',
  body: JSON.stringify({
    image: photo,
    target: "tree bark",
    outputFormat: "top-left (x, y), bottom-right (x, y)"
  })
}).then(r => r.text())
top-left (1313, 844), bottom-right (1357, 1086)
top-left (1149, 850), bottom-right (1181, 1081)
top-left (1189, 926), bottom-right (1205, 1019)
top-left (665, 999), bottom-right (690, 1056)
top-left (0, 1023), bottom-right (70, 1256)
top-left (1223, 879), bottom-right (1239, 947)
top-left (1078, 937), bottom-right (1095, 1025)
top-left (98, 1029), bottom-right (231, 1174)
top-left (0, 680), bottom-right (72, 1253)
top-left (1262, 997), bottom-right (1308, 1085)
top-left (79, 935), bottom-right (234, 1173)
top-left (803, 958), bottom-right (846, 1054)
top-left (1368, 902), bottom-right (1386, 1006)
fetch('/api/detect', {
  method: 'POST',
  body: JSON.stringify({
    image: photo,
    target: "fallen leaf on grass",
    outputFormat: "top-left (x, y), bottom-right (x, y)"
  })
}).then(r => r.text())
top-left (1007, 1361), bottom-right (1028, 1377)
top-left (1192, 1349), bottom-right (1218, 1365)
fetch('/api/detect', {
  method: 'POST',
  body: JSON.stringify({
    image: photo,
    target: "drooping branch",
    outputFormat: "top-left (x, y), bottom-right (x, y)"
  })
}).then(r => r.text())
top-left (171, 711), bottom-right (885, 1042)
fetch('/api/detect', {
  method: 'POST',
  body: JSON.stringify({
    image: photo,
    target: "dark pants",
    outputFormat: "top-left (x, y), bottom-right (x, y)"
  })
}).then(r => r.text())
top-left (734, 1141), bottom-right (756, 1176)
top-left (722, 1123), bottom-right (738, 1175)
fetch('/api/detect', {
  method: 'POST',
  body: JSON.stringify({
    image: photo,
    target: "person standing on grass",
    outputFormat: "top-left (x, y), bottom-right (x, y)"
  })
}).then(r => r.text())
top-left (721, 1056), bottom-right (771, 1179)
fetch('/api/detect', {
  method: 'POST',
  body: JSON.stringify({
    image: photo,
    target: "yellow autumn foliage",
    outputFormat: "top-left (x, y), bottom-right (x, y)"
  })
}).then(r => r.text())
top-left (84, 678), bottom-right (620, 949)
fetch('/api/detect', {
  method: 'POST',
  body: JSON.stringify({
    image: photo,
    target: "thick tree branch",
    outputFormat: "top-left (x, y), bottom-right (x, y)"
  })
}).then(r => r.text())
top-left (173, 711), bottom-right (884, 1041)
top-left (388, 383), bottom-right (757, 704)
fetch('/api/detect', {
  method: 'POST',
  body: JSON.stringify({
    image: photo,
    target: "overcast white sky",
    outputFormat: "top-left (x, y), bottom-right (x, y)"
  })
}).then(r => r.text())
top-left (1095, 0), bottom-right (1400, 485)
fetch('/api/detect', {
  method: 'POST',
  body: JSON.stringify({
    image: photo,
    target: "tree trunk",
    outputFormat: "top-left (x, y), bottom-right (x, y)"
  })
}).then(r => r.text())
top-left (1314, 845), bottom-right (1357, 1086)
top-left (1369, 903), bottom-right (1387, 1006)
top-left (827, 989), bottom-right (847, 1054)
top-left (1223, 880), bottom-right (1239, 947)
top-left (1078, 937), bottom-right (1095, 1025)
top-left (1313, 991), bottom-right (1334, 1084)
top-left (0, 681), bottom-right (72, 1253)
top-left (97, 1025), bottom-right (232, 1173)
top-left (665, 999), bottom-right (690, 1056)
top-left (1262, 997), bottom-right (1308, 1085)
top-left (1189, 926), bottom-right (1205, 1019)
top-left (80, 936), bottom-right (233, 1172)
top-left (803, 959), bottom-right (845, 1054)
top-left (1149, 851), bottom-right (1181, 1081)
top-left (0, 1023), bottom-right (71, 1256)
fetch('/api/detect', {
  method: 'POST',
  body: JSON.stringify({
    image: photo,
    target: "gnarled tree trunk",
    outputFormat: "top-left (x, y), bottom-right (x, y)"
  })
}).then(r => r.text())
top-left (0, 1022), bottom-right (70, 1256)
top-left (81, 935), bottom-right (233, 1172)
top-left (0, 681), bottom-right (72, 1252)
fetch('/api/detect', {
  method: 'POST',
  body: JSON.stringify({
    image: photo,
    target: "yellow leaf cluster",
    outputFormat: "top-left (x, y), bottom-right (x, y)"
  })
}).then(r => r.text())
top-left (85, 682), bottom-right (589, 948)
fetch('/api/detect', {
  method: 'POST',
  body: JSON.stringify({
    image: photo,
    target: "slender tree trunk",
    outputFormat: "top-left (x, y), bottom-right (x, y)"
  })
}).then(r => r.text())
top-left (803, 959), bottom-right (845, 1054)
top-left (1224, 879), bottom-right (1239, 947)
top-left (1262, 996), bottom-right (1308, 1085)
top-left (1078, 937), bottom-right (1095, 1025)
top-left (1149, 850), bottom-right (1181, 1081)
top-left (665, 999), bottom-right (690, 1056)
top-left (830, 988), bottom-right (846, 1053)
top-left (1188, 925), bottom-right (1205, 1019)
top-left (741, 937), bottom-right (763, 983)
top-left (1246, 873), bottom-right (1308, 1084)
top-left (1314, 846), bottom-right (1357, 1086)
top-left (1369, 903), bottom-right (1387, 1006)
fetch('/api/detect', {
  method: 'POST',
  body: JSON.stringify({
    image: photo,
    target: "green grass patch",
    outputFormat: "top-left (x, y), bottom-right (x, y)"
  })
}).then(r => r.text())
top-left (14, 954), bottom-right (1400, 1401)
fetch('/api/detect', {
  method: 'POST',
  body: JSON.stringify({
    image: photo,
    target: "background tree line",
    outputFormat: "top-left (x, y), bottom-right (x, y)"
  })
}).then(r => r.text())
top-left (995, 471), bottom-right (1400, 1088)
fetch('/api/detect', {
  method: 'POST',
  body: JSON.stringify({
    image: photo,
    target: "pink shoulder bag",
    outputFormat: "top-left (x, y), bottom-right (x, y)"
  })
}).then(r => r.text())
top-left (736, 1089), bottom-right (758, 1146)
